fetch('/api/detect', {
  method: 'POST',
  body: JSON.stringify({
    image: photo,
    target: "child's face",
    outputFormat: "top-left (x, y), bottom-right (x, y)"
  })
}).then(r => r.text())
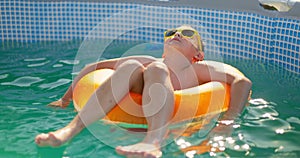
top-left (164, 26), bottom-right (200, 57)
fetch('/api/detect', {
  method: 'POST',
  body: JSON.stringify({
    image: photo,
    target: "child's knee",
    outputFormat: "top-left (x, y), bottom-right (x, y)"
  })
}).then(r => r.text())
top-left (116, 60), bottom-right (144, 76)
top-left (144, 62), bottom-right (169, 80)
top-left (117, 60), bottom-right (143, 70)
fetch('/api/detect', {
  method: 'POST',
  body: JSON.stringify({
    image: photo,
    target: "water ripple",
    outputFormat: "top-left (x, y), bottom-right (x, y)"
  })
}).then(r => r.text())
top-left (245, 99), bottom-right (279, 120)
top-left (52, 64), bottom-right (64, 68)
top-left (248, 98), bottom-right (269, 105)
top-left (1, 76), bottom-right (44, 87)
top-left (27, 60), bottom-right (50, 67)
top-left (24, 58), bottom-right (46, 62)
top-left (39, 78), bottom-right (71, 90)
top-left (286, 117), bottom-right (300, 125)
top-left (0, 74), bottom-right (9, 79)
top-left (59, 60), bottom-right (79, 65)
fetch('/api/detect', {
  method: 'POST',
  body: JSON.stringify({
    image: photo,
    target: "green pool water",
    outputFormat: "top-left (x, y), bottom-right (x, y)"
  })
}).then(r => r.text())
top-left (0, 40), bottom-right (299, 158)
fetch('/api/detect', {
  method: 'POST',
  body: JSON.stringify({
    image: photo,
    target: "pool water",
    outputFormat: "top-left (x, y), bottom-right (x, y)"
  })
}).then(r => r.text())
top-left (0, 40), bottom-right (299, 158)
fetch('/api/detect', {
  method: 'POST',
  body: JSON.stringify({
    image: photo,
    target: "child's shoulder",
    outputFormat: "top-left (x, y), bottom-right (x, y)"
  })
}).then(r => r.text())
top-left (193, 60), bottom-right (238, 73)
top-left (194, 60), bottom-right (230, 67)
top-left (201, 60), bottom-right (229, 66)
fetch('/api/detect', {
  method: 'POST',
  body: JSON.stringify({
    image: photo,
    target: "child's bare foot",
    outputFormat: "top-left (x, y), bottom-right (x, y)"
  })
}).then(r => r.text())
top-left (116, 143), bottom-right (162, 158)
top-left (35, 127), bottom-right (74, 147)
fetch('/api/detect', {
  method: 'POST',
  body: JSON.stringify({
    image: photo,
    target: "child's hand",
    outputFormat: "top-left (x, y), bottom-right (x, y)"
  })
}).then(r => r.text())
top-left (48, 98), bottom-right (70, 108)
top-left (209, 122), bottom-right (234, 138)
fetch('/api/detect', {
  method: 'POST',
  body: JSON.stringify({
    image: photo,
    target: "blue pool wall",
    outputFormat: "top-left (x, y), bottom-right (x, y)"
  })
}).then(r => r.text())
top-left (1, 0), bottom-right (299, 74)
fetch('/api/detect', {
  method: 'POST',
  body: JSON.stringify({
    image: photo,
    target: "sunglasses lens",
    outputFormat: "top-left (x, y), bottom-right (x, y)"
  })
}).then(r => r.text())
top-left (182, 30), bottom-right (195, 37)
top-left (165, 30), bottom-right (177, 37)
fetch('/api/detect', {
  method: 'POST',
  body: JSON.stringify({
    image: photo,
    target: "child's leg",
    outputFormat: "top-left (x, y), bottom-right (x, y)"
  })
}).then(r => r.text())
top-left (142, 62), bottom-right (174, 144)
top-left (116, 61), bottom-right (174, 157)
top-left (35, 60), bottom-right (144, 147)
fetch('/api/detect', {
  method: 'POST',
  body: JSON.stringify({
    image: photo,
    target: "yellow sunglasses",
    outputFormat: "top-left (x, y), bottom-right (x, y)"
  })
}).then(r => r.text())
top-left (164, 29), bottom-right (202, 51)
top-left (164, 29), bottom-right (198, 40)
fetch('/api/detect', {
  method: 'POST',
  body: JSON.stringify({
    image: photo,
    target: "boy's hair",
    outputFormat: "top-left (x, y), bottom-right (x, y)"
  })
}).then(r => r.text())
top-left (197, 35), bottom-right (205, 52)
top-left (181, 25), bottom-right (204, 52)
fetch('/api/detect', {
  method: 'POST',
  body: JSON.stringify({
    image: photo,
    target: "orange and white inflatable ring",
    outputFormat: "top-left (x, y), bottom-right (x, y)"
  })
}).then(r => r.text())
top-left (73, 69), bottom-right (232, 125)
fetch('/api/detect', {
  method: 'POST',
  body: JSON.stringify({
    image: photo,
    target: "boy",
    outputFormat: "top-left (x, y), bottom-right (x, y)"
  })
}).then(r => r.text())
top-left (35, 25), bottom-right (252, 158)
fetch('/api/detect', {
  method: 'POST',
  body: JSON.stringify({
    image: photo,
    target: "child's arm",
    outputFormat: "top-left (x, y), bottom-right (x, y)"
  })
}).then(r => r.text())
top-left (194, 61), bottom-right (252, 136)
